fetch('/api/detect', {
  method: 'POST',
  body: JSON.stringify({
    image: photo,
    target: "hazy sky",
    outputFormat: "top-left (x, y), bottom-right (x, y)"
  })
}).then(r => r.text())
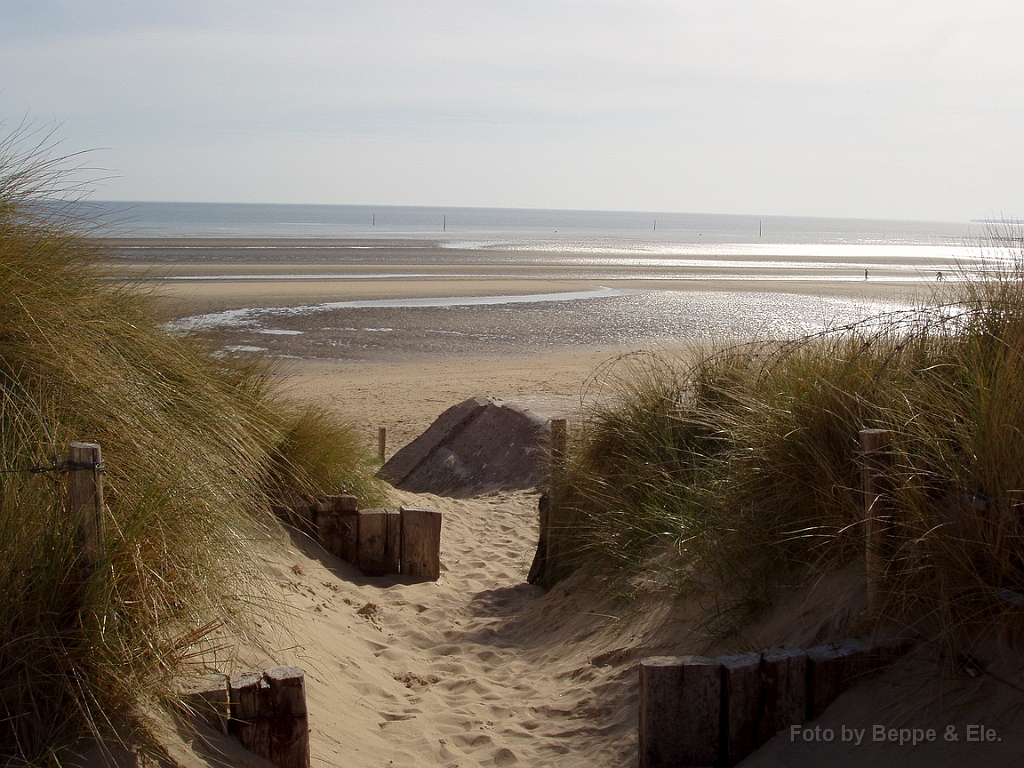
top-left (2, 0), bottom-right (1022, 221)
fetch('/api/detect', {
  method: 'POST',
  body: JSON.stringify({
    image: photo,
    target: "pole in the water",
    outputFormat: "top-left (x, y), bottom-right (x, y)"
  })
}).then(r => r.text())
top-left (443, 215), bottom-right (446, 231)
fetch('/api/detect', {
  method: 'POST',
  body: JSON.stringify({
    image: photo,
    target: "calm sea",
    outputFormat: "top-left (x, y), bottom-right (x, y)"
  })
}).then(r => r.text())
top-left (89, 200), bottom-right (978, 247)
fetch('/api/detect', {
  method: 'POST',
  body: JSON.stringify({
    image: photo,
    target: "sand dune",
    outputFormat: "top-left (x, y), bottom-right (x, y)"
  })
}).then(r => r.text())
top-left (97, 249), bottom-right (1024, 767)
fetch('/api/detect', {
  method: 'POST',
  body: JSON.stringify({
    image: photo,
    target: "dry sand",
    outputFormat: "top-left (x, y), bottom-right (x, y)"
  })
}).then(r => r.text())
top-left (101, 249), bottom-right (1023, 767)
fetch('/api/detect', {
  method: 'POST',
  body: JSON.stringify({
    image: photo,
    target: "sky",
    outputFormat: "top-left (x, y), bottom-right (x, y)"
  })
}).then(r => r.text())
top-left (1, 0), bottom-right (1022, 222)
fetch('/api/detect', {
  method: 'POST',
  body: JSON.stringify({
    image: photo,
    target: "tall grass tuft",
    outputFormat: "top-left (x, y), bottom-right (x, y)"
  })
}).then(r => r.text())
top-left (0, 132), bottom-right (382, 763)
top-left (547, 231), bottom-right (1024, 649)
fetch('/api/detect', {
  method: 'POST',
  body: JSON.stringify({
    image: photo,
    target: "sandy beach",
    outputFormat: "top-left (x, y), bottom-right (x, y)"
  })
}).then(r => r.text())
top-left (102, 240), bottom-right (1021, 768)
top-left (114, 237), bottom-right (935, 449)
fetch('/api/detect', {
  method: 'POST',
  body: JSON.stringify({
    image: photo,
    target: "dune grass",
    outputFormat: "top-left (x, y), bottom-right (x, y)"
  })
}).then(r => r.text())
top-left (0, 134), bottom-right (383, 763)
top-left (545, 232), bottom-right (1024, 650)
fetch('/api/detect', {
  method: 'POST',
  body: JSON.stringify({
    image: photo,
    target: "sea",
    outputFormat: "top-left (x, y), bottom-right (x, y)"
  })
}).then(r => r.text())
top-left (86, 201), bottom-right (1015, 361)
top-left (89, 200), bottom-right (983, 249)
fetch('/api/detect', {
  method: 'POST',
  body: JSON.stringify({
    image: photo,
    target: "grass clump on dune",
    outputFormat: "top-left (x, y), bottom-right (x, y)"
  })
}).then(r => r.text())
top-left (0, 133), bottom-right (383, 764)
top-left (546, 232), bottom-right (1024, 649)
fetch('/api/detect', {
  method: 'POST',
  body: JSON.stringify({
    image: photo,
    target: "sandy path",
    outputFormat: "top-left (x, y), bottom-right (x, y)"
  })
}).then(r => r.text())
top-left (242, 488), bottom-right (648, 768)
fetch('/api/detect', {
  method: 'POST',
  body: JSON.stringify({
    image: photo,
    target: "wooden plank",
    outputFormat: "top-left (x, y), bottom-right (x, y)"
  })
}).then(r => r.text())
top-left (384, 508), bottom-right (402, 575)
top-left (229, 670), bottom-right (271, 758)
top-left (718, 652), bottom-right (761, 766)
top-left (759, 646), bottom-right (807, 743)
top-left (180, 673), bottom-right (229, 735)
top-left (263, 666), bottom-right (310, 768)
top-left (316, 498), bottom-right (359, 564)
top-left (400, 507), bottom-right (442, 580)
top-left (68, 442), bottom-right (105, 567)
top-left (357, 509), bottom-right (388, 577)
top-left (805, 645), bottom-right (843, 720)
top-left (639, 655), bottom-right (720, 768)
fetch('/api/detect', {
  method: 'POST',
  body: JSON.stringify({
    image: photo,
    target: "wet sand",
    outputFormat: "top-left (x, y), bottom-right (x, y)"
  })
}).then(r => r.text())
top-left (107, 236), bottom-right (940, 447)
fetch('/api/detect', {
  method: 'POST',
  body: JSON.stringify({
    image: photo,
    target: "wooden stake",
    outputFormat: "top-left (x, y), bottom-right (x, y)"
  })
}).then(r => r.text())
top-left (68, 442), bottom-right (105, 567)
top-left (639, 656), bottom-right (720, 768)
top-left (759, 647), bottom-right (806, 742)
top-left (263, 666), bottom-right (310, 768)
top-left (357, 509), bottom-right (388, 577)
top-left (400, 506), bottom-right (442, 580)
top-left (378, 426), bottom-right (387, 463)
top-left (384, 508), bottom-right (402, 574)
top-left (860, 429), bottom-right (894, 616)
top-left (229, 671), bottom-right (271, 758)
top-left (718, 652), bottom-right (761, 764)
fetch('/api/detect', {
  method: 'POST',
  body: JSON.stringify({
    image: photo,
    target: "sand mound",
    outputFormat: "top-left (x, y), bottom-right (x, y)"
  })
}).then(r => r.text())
top-left (378, 397), bottom-right (550, 498)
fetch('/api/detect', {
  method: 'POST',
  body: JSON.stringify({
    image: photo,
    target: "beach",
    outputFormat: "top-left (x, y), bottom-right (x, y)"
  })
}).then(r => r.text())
top-left (112, 236), bottom-right (936, 447)
top-left (103, 237), bottom-right (1016, 768)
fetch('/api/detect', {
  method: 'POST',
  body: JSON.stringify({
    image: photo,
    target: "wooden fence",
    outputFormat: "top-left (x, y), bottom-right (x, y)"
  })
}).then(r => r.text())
top-left (182, 666), bottom-right (309, 768)
top-left (639, 637), bottom-right (913, 767)
top-left (279, 495), bottom-right (443, 580)
top-left (638, 426), bottom-right (916, 766)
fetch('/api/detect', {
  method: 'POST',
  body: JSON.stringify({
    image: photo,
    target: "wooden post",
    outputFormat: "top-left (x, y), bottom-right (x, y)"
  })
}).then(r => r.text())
top-left (229, 670), bottom-right (271, 758)
top-left (357, 509), bottom-right (388, 577)
top-left (400, 506), bottom-right (442, 580)
top-left (384, 509), bottom-right (402, 574)
top-left (225, 667), bottom-right (309, 768)
top-left (639, 656), bottom-right (720, 768)
top-left (378, 426), bottom-right (387, 463)
top-left (860, 429), bottom-right (894, 616)
top-left (316, 494), bottom-right (359, 564)
top-left (263, 666), bottom-right (310, 768)
top-left (718, 652), bottom-right (761, 765)
top-left (759, 646), bottom-right (807, 743)
top-left (68, 442), bottom-right (105, 567)
top-left (549, 418), bottom-right (567, 476)
top-left (805, 645), bottom-right (843, 721)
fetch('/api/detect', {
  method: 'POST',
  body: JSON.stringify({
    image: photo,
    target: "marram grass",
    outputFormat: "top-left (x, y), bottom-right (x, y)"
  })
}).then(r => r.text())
top-left (546, 237), bottom-right (1024, 651)
top-left (0, 137), bottom-right (383, 763)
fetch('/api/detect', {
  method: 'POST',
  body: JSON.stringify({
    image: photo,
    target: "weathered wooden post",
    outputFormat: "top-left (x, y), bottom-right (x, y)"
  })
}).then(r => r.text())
top-left (384, 508), bottom-right (402, 574)
top-left (221, 667), bottom-right (309, 768)
top-left (805, 645), bottom-right (843, 721)
top-left (378, 426), bottom-right (387, 464)
top-left (530, 419), bottom-right (566, 588)
top-left (718, 652), bottom-right (761, 765)
top-left (229, 670), bottom-right (271, 758)
top-left (860, 429), bottom-right (894, 616)
top-left (263, 666), bottom-right (310, 768)
top-left (400, 506), bottom-right (442, 580)
top-left (68, 442), bottom-right (105, 568)
top-left (316, 494), bottom-right (359, 564)
top-left (759, 646), bottom-right (806, 742)
top-left (639, 656), bottom-right (720, 768)
top-left (357, 509), bottom-right (388, 577)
